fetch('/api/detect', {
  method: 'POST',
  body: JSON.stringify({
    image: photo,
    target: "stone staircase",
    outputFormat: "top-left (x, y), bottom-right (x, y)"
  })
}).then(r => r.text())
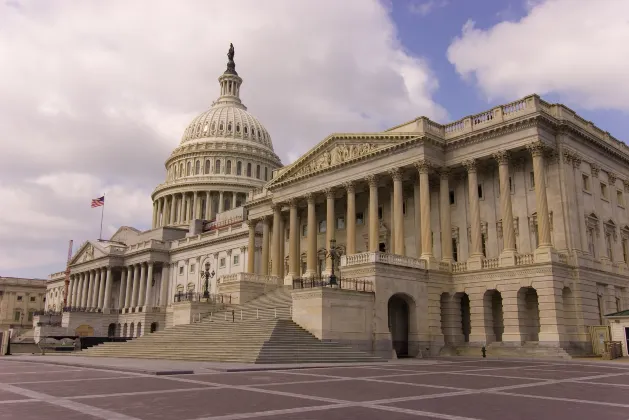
top-left (82, 288), bottom-right (382, 363)
top-left (441, 342), bottom-right (575, 359)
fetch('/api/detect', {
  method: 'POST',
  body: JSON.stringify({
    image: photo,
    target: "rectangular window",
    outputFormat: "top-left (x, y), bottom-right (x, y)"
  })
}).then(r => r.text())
top-left (30, 296), bottom-right (35, 302)
top-left (378, 206), bottom-right (383, 220)
top-left (617, 190), bottom-right (624, 207)
top-left (220, 258), bottom-right (226, 268)
top-left (190, 263), bottom-right (195, 273)
top-left (601, 183), bottom-right (608, 199)
top-left (623, 238), bottom-right (628, 263)
top-left (17, 296), bottom-right (22, 302)
top-left (27, 312), bottom-right (33, 322)
top-left (302, 224), bottom-right (307, 237)
top-left (13, 311), bottom-right (20, 322)
top-left (530, 172), bottom-right (535, 188)
top-left (233, 255), bottom-right (240, 265)
top-left (477, 184), bottom-right (483, 199)
top-left (179, 266), bottom-right (184, 275)
top-left (318, 220), bottom-right (327, 233)
top-left (449, 190), bottom-right (455, 205)
top-left (616, 297), bottom-right (622, 312)
top-left (482, 235), bottom-right (487, 257)
top-left (583, 174), bottom-right (590, 191)
top-left (356, 212), bottom-right (364, 225)
top-left (452, 238), bottom-right (458, 262)
top-left (606, 234), bottom-right (613, 260)
top-left (336, 216), bottom-right (345, 230)
top-left (588, 228), bottom-right (596, 257)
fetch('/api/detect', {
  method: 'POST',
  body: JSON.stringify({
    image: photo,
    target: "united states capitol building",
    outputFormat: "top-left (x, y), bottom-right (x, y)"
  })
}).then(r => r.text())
top-left (40, 46), bottom-right (629, 360)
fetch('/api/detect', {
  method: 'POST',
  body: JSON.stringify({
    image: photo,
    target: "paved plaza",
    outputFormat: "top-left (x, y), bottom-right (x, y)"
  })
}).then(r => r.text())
top-left (0, 358), bottom-right (629, 419)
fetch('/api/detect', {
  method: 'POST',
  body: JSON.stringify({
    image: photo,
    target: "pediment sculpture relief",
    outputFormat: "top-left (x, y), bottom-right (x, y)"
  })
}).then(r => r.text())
top-left (82, 244), bottom-right (95, 262)
top-left (293, 143), bottom-right (384, 178)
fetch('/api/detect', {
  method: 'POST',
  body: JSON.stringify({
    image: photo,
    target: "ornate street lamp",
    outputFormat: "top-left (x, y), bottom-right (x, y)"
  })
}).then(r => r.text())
top-left (327, 239), bottom-right (341, 286)
top-left (202, 261), bottom-right (215, 299)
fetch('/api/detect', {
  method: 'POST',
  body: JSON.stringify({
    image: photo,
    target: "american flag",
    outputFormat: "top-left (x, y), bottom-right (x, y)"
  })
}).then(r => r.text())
top-left (91, 196), bottom-right (105, 208)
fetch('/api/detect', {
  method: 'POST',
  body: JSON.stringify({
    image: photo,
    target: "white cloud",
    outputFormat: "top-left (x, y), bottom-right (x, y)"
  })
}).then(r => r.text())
top-left (447, 0), bottom-right (629, 110)
top-left (409, 0), bottom-right (448, 16)
top-left (0, 0), bottom-right (445, 277)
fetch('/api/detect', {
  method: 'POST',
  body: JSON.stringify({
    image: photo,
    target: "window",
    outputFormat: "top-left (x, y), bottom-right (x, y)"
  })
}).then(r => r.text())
top-left (618, 190), bottom-right (624, 207)
top-left (530, 172), bottom-right (535, 188)
top-left (583, 174), bottom-right (590, 191)
top-left (236, 123), bottom-right (240, 133)
top-left (449, 190), bottom-right (455, 205)
top-left (13, 311), bottom-right (21, 322)
top-left (606, 234), bottom-right (613, 260)
top-left (190, 263), bottom-right (195, 274)
top-left (302, 224), bottom-right (307, 236)
top-left (256, 165), bottom-right (261, 179)
top-left (205, 160), bottom-right (211, 175)
top-left (318, 220), bottom-right (327, 233)
top-left (220, 258), bottom-right (226, 268)
top-left (477, 184), bottom-right (483, 199)
top-left (616, 297), bottom-right (622, 312)
top-left (247, 163), bottom-right (252, 177)
top-left (180, 163), bottom-right (184, 177)
top-left (226, 160), bottom-right (232, 175)
top-left (195, 160), bottom-right (200, 175)
top-left (219, 123), bottom-right (224, 131)
top-left (244, 126), bottom-right (248, 134)
top-left (264, 167), bottom-right (268, 181)
top-left (17, 296), bottom-right (23, 302)
top-left (482, 235), bottom-right (487, 257)
top-left (601, 183), bottom-right (608, 199)
top-left (30, 296), bottom-right (35, 302)
top-left (587, 228), bottom-right (596, 257)
top-left (233, 255), bottom-right (240, 265)
top-left (378, 206), bottom-right (383, 220)
top-left (27, 311), bottom-right (34, 322)
top-left (597, 294), bottom-right (604, 324)
top-left (336, 216), bottom-right (345, 229)
top-left (227, 122), bottom-right (232, 132)
top-left (452, 238), bottom-right (458, 262)
top-left (237, 161), bottom-right (242, 175)
top-left (187, 161), bottom-right (191, 176)
top-left (356, 212), bottom-right (364, 225)
top-left (623, 238), bottom-right (628, 263)
top-left (179, 266), bottom-right (184, 275)
top-left (215, 159), bottom-right (221, 174)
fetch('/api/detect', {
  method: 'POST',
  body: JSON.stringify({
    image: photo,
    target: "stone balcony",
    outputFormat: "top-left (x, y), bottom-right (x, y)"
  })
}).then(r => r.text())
top-left (217, 272), bottom-right (280, 304)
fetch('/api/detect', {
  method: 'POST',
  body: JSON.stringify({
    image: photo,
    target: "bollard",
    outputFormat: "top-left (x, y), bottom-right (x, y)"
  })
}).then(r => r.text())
top-left (481, 346), bottom-right (487, 358)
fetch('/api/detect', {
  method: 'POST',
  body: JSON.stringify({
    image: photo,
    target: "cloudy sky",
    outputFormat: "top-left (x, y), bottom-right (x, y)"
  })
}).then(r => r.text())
top-left (1, 0), bottom-right (628, 278)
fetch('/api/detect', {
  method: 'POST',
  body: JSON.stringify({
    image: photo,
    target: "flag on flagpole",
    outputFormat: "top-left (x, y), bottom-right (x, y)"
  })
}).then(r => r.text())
top-left (91, 196), bottom-right (105, 208)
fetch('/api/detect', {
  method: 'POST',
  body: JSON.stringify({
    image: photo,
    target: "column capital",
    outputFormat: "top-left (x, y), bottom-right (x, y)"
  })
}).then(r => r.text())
top-left (287, 198), bottom-right (298, 208)
top-left (438, 168), bottom-right (451, 179)
top-left (271, 203), bottom-right (282, 212)
top-left (246, 219), bottom-right (257, 228)
top-left (462, 159), bottom-right (478, 173)
top-left (240, 246), bottom-right (247, 252)
top-left (388, 167), bottom-right (403, 181)
top-left (623, 180), bottom-right (629, 193)
top-left (324, 188), bottom-right (335, 199)
top-left (526, 141), bottom-right (547, 157)
top-left (607, 171), bottom-right (617, 185)
top-left (226, 249), bottom-right (232, 256)
top-left (414, 160), bottom-right (432, 174)
top-left (305, 192), bottom-right (316, 204)
top-left (590, 163), bottom-right (600, 178)
top-left (366, 174), bottom-right (378, 187)
top-left (571, 154), bottom-right (582, 168)
top-left (492, 150), bottom-right (511, 165)
top-left (343, 181), bottom-right (355, 193)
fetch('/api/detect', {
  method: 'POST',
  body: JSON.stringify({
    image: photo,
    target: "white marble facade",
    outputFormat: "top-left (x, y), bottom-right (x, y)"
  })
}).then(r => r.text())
top-left (43, 48), bottom-right (628, 357)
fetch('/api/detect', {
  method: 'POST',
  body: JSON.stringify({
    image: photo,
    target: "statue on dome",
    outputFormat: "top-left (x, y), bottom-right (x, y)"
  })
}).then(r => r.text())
top-left (227, 43), bottom-right (235, 62)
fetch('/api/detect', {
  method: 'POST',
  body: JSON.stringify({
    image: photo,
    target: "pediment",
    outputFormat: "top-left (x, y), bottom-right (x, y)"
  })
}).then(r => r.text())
top-left (110, 226), bottom-right (141, 244)
top-left (270, 133), bottom-right (417, 187)
top-left (70, 241), bottom-right (107, 265)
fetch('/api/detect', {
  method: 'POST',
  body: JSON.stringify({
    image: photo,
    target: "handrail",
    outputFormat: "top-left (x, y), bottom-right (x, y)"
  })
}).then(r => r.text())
top-left (197, 306), bottom-right (293, 323)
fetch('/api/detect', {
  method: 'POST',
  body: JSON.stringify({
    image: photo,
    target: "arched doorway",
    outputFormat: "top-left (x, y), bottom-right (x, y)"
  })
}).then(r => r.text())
top-left (485, 289), bottom-right (504, 343)
top-left (137, 322), bottom-right (142, 337)
top-left (107, 323), bottom-right (116, 338)
top-left (150, 322), bottom-right (158, 333)
top-left (388, 294), bottom-right (410, 357)
top-left (518, 287), bottom-right (540, 342)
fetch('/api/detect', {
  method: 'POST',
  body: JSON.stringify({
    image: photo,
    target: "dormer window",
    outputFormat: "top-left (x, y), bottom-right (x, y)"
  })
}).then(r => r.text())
top-left (236, 124), bottom-right (240, 133)
top-left (203, 123), bottom-right (209, 133)
top-left (211, 122), bottom-right (216, 131)
top-left (252, 128), bottom-right (256, 137)
top-left (219, 123), bottom-right (224, 131)
top-left (227, 122), bottom-right (232, 132)
top-left (244, 126), bottom-right (248, 134)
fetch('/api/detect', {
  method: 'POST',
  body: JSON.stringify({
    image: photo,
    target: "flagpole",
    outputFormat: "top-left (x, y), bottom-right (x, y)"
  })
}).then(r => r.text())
top-left (99, 193), bottom-right (105, 241)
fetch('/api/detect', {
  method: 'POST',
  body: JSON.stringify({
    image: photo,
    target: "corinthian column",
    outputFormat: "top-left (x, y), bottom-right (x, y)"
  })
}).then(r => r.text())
top-left (325, 189), bottom-right (336, 272)
top-left (138, 263), bottom-right (147, 308)
top-left (205, 191), bottom-right (211, 220)
top-left (130, 264), bottom-right (140, 308)
top-left (157, 198), bottom-right (163, 227)
top-left (493, 151), bottom-right (517, 266)
top-left (306, 193), bottom-right (317, 277)
top-left (271, 204), bottom-right (281, 276)
top-left (439, 169), bottom-right (453, 263)
top-left (152, 202), bottom-right (157, 229)
top-left (288, 200), bottom-right (300, 281)
top-left (345, 182), bottom-right (356, 255)
top-left (144, 262), bottom-right (154, 309)
top-left (97, 267), bottom-right (106, 309)
top-left (390, 168), bottom-right (404, 255)
top-left (415, 160), bottom-right (433, 263)
top-left (169, 194), bottom-right (176, 225)
top-left (218, 191), bottom-right (224, 213)
top-left (367, 175), bottom-right (379, 252)
top-left (118, 268), bottom-right (127, 310)
top-left (463, 159), bottom-right (483, 269)
top-left (261, 217), bottom-right (270, 275)
top-left (103, 267), bottom-right (112, 311)
top-left (528, 141), bottom-right (556, 262)
top-left (247, 220), bottom-right (256, 273)
top-left (86, 270), bottom-right (94, 309)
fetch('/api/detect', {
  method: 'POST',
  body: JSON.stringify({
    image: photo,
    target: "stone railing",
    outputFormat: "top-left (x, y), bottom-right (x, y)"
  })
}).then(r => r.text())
top-left (515, 253), bottom-right (534, 266)
top-left (452, 262), bottom-right (467, 273)
top-left (482, 257), bottom-right (500, 269)
top-left (125, 239), bottom-right (167, 253)
top-left (218, 272), bottom-right (280, 285)
top-left (438, 261), bottom-right (451, 272)
top-left (340, 252), bottom-right (426, 270)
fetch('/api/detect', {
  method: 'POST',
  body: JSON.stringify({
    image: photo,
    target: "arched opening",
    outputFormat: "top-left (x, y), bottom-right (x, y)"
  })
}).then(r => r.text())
top-left (107, 323), bottom-right (116, 338)
top-left (195, 160), bottom-right (200, 175)
top-left (186, 162), bottom-right (191, 176)
top-left (247, 163), bottom-right (252, 177)
top-left (237, 161), bottom-right (242, 175)
top-left (205, 160), bottom-right (211, 174)
top-left (129, 322), bottom-right (135, 338)
top-left (256, 164), bottom-right (261, 179)
top-left (150, 322), bottom-right (158, 333)
top-left (388, 294), bottom-right (412, 357)
top-left (123, 323), bottom-right (128, 337)
top-left (264, 167), bottom-right (268, 181)
top-left (485, 289), bottom-right (504, 342)
top-left (562, 287), bottom-right (578, 345)
top-left (137, 322), bottom-right (142, 337)
top-left (459, 293), bottom-right (471, 342)
top-left (518, 287), bottom-right (540, 342)
top-left (215, 159), bottom-right (221, 174)
top-left (226, 160), bottom-right (232, 175)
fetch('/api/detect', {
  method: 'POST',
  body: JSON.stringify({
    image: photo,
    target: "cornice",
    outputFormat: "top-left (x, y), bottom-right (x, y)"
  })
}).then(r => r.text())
top-left (152, 178), bottom-right (264, 198)
top-left (444, 115), bottom-right (541, 152)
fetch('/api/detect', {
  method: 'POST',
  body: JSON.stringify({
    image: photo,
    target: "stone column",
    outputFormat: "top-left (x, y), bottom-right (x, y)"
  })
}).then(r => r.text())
top-left (138, 263), bottom-right (147, 308)
top-left (82, 272), bottom-right (90, 307)
top-left (232, 191), bottom-right (237, 209)
top-left (118, 268), bottom-right (127, 310)
top-left (261, 217), bottom-right (270, 275)
top-left (97, 267), bottom-right (106, 309)
top-left (163, 197), bottom-right (170, 227)
top-left (209, 192), bottom-right (216, 220)
top-left (160, 265), bottom-right (170, 307)
top-left (79, 273), bottom-right (87, 307)
top-left (152, 202), bottom-right (157, 229)
top-left (103, 267), bottom-right (112, 310)
top-left (463, 159), bottom-right (483, 268)
top-left (415, 160), bottom-right (433, 262)
top-left (494, 151), bottom-right (517, 266)
top-left (91, 271), bottom-right (100, 309)
top-left (528, 141), bottom-right (554, 256)
top-left (271, 204), bottom-right (281, 276)
top-left (345, 182), bottom-right (356, 255)
top-left (306, 193), bottom-right (317, 277)
top-left (414, 180), bottom-right (421, 258)
top-left (205, 191), bottom-right (211, 220)
top-left (325, 189), bottom-right (336, 272)
top-left (218, 191), bottom-right (224, 213)
top-left (439, 169), bottom-right (453, 263)
top-left (73, 274), bottom-right (81, 306)
top-left (367, 175), bottom-right (379, 252)
top-left (66, 276), bottom-right (73, 307)
top-left (192, 191), bottom-right (198, 220)
top-left (144, 262), bottom-right (154, 309)
top-left (86, 270), bottom-right (94, 309)
top-left (288, 200), bottom-right (300, 281)
top-left (247, 220), bottom-right (256, 273)
top-left (125, 266), bottom-right (133, 310)
top-left (391, 168), bottom-right (404, 255)
top-left (170, 194), bottom-right (176, 224)
top-left (157, 199), bottom-right (163, 227)
top-left (130, 264), bottom-right (140, 308)
top-left (177, 194), bottom-right (183, 224)
top-left (279, 214), bottom-right (286, 278)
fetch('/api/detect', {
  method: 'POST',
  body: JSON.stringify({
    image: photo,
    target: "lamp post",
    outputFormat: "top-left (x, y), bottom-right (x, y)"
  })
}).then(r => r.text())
top-left (326, 239), bottom-right (341, 286)
top-left (202, 261), bottom-right (215, 299)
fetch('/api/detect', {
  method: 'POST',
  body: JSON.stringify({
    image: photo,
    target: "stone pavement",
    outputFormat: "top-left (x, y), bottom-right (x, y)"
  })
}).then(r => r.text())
top-left (1, 357), bottom-right (629, 419)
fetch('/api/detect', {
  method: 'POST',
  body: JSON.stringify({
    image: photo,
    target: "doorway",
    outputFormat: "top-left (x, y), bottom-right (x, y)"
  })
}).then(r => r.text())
top-left (107, 323), bottom-right (116, 338)
top-left (150, 322), bottom-right (158, 333)
top-left (625, 328), bottom-right (629, 357)
top-left (388, 294), bottom-right (410, 357)
top-left (379, 243), bottom-right (386, 252)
